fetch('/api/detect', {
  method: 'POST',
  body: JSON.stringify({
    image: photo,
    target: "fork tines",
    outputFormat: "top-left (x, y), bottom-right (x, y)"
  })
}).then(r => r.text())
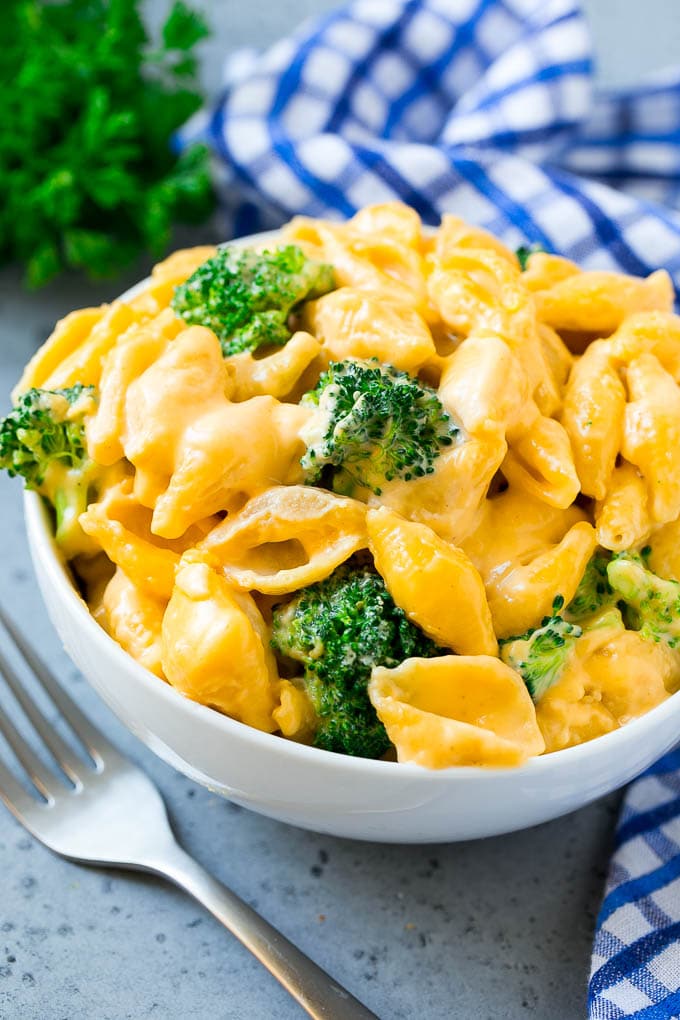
top-left (0, 604), bottom-right (111, 807)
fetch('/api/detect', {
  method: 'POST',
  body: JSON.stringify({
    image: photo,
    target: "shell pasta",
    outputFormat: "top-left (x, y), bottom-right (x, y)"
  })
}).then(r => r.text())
top-left (5, 202), bottom-right (680, 768)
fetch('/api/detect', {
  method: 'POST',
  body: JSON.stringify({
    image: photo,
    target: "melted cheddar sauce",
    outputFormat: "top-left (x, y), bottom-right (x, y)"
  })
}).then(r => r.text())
top-left (19, 203), bottom-right (680, 767)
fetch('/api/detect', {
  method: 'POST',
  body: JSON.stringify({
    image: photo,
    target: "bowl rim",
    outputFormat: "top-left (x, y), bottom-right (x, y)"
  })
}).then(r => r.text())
top-left (22, 229), bottom-right (680, 782)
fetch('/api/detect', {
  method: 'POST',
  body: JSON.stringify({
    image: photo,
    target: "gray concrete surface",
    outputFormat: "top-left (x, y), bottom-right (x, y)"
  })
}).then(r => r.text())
top-left (1, 1), bottom-right (678, 1017)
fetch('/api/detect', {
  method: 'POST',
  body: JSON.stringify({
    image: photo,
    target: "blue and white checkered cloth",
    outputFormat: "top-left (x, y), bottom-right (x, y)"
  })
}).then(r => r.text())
top-left (181, 0), bottom-right (680, 291)
top-left (183, 0), bottom-right (680, 1013)
top-left (591, 749), bottom-right (680, 1019)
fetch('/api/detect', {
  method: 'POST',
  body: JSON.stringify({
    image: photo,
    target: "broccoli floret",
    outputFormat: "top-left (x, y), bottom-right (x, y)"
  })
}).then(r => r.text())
top-left (583, 606), bottom-right (626, 632)
top-left (607, 553), bottom-right (680, 648)
top-left (516, 244), bottom-right (545, 270)
top-left (271, 563), bottom-right (444, 758)
top-left (171, 243), bottom-right (335, 355)
top-left (565, 554), bottom-right (616, 622)
top-left (300, 359), bottom-right (459, 497)
top-left (0, 385), bottom-right (99, 551)
top-left (500, 596), bottom-right (582, 702)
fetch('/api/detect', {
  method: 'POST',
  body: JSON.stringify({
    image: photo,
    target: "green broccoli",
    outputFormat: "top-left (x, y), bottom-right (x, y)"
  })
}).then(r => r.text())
top-left (565, 554), bottom-right (616, 622)
top-left (0, 385), bottom-right (100, 552)
top-left (607, 553), bottom-right (680, 648)
top-left (271, 563), bottom-right (444, 758)
top-left (582, 606), bottom-right (626, 632)
top-left (300, 359), bottom-right (459, 497)
top-left (516, 244), bottom-right (545, 270)
top-left (500, 596), bottom-right (582, 702)
top-left (171, 243), bottom-right (335, 355)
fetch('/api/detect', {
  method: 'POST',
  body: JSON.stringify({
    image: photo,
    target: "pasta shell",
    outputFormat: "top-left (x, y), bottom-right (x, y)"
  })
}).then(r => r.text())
top-left (200, 486), bottom-right (368, 594)
top-left (369, 656), bottom-right (545, 768)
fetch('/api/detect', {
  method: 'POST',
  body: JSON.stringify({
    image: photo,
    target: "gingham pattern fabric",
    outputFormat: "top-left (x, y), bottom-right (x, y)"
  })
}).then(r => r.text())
top-left (590, 749), bottom-right (680, 1019)
top-left (182, 0), bottom-right (680, 1015)
top-left (181, 0), bottom-right (680, 289)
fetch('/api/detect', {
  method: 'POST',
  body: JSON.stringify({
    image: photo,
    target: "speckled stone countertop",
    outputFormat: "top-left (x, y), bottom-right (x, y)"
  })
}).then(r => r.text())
top-left (1, 2), bottom-right (679, 1017)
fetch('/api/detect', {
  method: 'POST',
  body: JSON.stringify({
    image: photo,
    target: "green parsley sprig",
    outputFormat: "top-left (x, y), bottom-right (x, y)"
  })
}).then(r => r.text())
top-left (1, 0), bottom-right (215, 287)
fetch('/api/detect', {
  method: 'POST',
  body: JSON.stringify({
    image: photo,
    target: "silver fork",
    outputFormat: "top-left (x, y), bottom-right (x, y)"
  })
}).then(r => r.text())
top-left (0, 604), bottom-right (378, 1020)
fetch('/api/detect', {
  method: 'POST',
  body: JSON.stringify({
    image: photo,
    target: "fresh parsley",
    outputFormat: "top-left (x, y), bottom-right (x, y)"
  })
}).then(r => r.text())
top-left (0, 0), bottom-right (215, 287)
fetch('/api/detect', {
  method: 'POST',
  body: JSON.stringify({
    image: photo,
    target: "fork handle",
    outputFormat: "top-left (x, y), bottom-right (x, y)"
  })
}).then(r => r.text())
top-left (147, 842), bottom-right (379, 1020)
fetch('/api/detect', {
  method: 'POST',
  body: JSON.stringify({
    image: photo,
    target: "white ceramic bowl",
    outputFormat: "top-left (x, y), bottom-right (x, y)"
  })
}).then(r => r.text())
top-left (21, 245), bottom-right (680, 843)
top-left (25, 486), bottom-right (680, 843)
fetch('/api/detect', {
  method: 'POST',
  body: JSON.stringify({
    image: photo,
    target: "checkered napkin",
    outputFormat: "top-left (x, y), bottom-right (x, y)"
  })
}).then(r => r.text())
top-left (182, 0), bottom-right (680, 1014)
top-left (590, 749), bottom-right (680, 1019)
top-left (181, 0), bottom-right (680, 290)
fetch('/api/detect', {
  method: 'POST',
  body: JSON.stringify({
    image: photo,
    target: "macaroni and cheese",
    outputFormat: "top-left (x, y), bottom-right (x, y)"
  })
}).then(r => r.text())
top-left (4, 202), bottom-right (680, 768)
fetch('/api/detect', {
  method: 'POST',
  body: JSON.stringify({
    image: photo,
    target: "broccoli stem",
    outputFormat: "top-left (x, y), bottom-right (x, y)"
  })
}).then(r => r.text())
top-left (52, 469), bottom-right (93, 553)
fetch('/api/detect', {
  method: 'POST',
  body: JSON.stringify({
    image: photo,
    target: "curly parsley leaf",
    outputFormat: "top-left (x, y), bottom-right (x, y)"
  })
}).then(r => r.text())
top-left (0, 0), bottom-right (215, 288)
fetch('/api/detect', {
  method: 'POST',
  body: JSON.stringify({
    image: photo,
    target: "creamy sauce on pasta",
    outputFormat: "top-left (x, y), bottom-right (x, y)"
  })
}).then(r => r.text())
top-left (17, 202), bottom-right (680, 767)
